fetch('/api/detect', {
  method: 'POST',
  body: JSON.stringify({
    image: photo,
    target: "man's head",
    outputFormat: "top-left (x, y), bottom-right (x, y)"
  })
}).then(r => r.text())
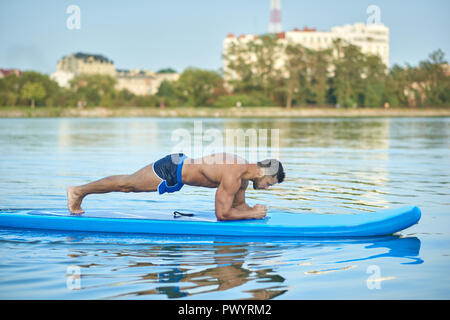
top-left (253, 159), bottom-right (285, 190)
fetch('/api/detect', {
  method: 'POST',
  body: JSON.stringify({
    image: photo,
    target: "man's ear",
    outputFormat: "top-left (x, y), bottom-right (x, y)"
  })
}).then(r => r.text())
top-left (256, 168), bottom-right (265, 178)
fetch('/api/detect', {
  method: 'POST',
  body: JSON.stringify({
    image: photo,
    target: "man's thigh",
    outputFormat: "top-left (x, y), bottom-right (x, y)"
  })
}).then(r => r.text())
top-left (123, 163), bottom-right (162, 192)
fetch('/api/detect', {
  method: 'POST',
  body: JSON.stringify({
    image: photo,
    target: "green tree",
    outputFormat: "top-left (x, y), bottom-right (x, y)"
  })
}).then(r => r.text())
top-left (21, 81), bottom-right (46, 108)
top-left (248, 35), bottom-right (282, 99)
top-left (18, 71), bottom-right (60, 106)
top-left (283, 42), bottom-right (309, 108)
top-left (361, 54), bottom-right (387, 107)
top-left (419, 49), bottom-right (450, 106)
top-left (176, 68), bottom-right (223, 106)
top-left (223, 39), bottom-right (260, 93)
top-left (386, 64), bottom-right (410, 107)
top-left (0, 73), bottom-right (21, 106)
top-left (156, 80), bottom-right (180, 106)
top-left (332, 40), bottom-right (366, 107)
top-left (307, 48), bottom-right (332, 106)
top-left (223, 34), bottom-right (282, 103)
top-left (157, 68), bottom-right (177, 74)
top-left (114, 89), bottom-right (136, 107)
top-left (70, 74), bottom-right (117, 107)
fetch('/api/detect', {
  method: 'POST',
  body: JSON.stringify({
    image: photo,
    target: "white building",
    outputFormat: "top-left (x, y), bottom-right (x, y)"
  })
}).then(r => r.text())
top-left (330, 23), bottom-right (389, 66)
top-left (50, 70), bottom-right (75, 88)
top-left (55, 52), bottom-right (116, 76)
top-left (223, 22), bottom-right (390, 80)
top-left (51, 52), bottom-right (180, 95)
top-left (51, 52), bottom-right (115, 88)
top-left (115, 69), bottom-right (180, 96)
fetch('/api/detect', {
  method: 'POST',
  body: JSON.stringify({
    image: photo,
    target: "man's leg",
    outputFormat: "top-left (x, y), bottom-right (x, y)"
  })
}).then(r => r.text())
top-left (67, 163), bottom-right (162, 214)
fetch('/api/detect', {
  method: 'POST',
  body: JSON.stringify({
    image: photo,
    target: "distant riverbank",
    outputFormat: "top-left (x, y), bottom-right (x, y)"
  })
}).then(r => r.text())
top-left (1, 106), bottom-right (450, 118)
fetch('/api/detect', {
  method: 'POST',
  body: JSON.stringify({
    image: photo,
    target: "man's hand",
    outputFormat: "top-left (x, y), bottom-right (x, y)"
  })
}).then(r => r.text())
top-left (252, 204), bottom-right (267, 219)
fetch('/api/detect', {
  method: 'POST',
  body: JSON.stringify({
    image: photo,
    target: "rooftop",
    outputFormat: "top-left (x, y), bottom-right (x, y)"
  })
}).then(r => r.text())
top-left (64, 52), bottom-right (114, 64)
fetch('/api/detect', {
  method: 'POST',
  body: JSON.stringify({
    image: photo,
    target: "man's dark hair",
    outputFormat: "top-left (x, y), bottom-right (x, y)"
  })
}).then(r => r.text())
top-left (257, 159), bottom-right (285, 183)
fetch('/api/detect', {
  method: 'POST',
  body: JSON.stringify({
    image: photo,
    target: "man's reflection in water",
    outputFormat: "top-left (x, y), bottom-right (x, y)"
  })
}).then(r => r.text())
top-left (120, 242), bottom-right (287, 299)
top-left (90, 235), bottom-right (421, 299)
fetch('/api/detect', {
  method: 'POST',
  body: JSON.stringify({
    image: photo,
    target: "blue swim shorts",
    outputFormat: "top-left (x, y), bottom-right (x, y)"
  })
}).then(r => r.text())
top-left (152, 153), bottom-right (187, 195)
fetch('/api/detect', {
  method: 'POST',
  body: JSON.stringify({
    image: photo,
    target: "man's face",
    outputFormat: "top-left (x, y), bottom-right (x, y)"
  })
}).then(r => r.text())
top-left (253, 175), bottom-right (278, 190)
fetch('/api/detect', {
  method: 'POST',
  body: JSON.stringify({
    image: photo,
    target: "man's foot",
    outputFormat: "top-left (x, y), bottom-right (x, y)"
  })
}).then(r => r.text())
top-left (67, 186), bottom-right (85, 215)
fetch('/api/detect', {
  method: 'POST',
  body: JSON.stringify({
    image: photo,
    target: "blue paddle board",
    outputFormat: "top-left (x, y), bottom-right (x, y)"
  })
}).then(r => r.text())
top-left (0, 206), bottom-right (421, 238)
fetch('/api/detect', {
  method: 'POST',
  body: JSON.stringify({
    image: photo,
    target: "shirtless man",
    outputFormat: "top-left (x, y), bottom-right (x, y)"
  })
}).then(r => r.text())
top-left (66, 153), bottom-right (285, 221)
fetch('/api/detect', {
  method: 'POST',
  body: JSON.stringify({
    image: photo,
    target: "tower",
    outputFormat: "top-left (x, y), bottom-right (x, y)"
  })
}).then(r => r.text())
top-left (269, 0), bottom-right (282, 33)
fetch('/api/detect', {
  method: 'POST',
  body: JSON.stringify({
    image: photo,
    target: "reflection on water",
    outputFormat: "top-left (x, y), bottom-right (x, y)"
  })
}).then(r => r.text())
top-left (0, 229), bottom-right (421, 299)
top-left (0, 117), bottom-right (449, 299)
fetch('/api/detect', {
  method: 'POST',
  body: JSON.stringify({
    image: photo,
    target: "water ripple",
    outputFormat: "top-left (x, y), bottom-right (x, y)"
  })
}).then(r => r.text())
top-left (1, 117), bottom-right (449, 299)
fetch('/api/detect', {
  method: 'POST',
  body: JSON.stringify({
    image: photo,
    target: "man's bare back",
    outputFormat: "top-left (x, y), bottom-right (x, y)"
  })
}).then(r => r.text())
top-left (182, 153), bottom-right (248, 188)
top-left (67, 153), bottom-right (285, 221)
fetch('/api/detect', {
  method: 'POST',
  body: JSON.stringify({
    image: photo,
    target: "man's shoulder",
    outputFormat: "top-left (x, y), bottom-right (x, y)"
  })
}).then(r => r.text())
top-left (220, 164), bottom-right (249, 189)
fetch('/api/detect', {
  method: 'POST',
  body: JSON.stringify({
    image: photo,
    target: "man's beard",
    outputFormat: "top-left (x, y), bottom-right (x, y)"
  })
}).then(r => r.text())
top-left (253, 178), bottom-right (262, 190)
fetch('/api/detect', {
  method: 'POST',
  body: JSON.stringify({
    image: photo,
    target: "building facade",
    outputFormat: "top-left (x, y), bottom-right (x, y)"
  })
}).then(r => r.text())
top-left (51, 52), bottom-right (179, 95)
top-left (0, 68), bottom-right (22, 78)
top-left (50, 70), bottom-right (74, 88)
top-left (116, 69), bottom-right (179, 96)
top-left (223, 22), bottom-right (390, 81)
top-left (56, 52), bottom-right (116, 76)
top-left (51, 52), bottom-right (115, 88)
top-left (330, 23), bottom-right (389, 66)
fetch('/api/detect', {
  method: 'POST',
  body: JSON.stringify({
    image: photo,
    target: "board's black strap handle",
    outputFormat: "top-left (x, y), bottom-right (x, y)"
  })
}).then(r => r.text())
top-left (173, 211), bottom-right (195, 218)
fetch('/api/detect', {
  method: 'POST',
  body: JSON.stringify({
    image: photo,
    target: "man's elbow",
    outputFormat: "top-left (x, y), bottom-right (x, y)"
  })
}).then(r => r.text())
top-left (216, 209), bottom-right (232, 221)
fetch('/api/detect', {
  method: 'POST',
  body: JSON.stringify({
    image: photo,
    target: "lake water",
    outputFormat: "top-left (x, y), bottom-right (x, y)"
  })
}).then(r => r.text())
top-left (0, 117), bottom-right (449, 299)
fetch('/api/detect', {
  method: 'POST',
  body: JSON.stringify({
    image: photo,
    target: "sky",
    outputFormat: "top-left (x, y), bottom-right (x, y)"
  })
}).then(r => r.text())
top-left (0, 0), bottom-right (449, 74)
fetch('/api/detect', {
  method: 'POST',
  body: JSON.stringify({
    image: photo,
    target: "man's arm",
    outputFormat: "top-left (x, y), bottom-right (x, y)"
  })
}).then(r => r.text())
top-left (232, 180), bottom-right (253, 211)
top-left (215, 175), bottom-right (267, 221)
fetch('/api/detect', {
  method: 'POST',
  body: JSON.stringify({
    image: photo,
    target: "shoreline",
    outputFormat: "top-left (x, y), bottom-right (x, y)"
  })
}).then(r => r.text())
top-left (1, 106), bottom-right (449, 118)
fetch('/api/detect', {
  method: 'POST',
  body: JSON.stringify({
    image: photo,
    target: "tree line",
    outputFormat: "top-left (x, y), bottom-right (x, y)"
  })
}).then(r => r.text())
top-left (223, 36), bottom-right (449, 108)
top-left (0, 38), bottom-right (448, 108)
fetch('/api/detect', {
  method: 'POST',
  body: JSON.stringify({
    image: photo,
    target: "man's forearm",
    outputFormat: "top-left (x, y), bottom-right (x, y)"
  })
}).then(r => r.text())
top-left (232, 202), bottom-right (253, 211)
top-left (217, 206), bottom-right (257, 221)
